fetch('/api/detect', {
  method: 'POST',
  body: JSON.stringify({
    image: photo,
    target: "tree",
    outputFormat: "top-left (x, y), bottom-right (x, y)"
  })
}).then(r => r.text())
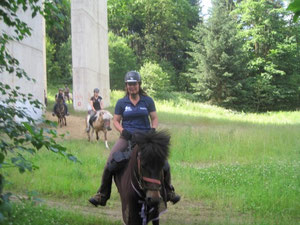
top-left (107, 0), bottom-right (200, 91)
top-left (46, 0), bottom-right (72, 85)
top-left (139, 62), bottom-right (171, 97)
top-left (108, 32), bottom-right (138, 90)
top-left (0, 1), bottom-right (77, 222)
top-left (233, 0), bottom-right (300, 111)
top-left (187, 0), bottom-right (247, 109)
top-left (287, 0), bottom-right (300, 21)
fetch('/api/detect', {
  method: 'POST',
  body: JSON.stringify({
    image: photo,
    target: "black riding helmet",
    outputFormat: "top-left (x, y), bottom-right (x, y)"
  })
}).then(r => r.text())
top-left (124, 71), bottom-right (141, 83)
top-left (94, 88), bottom-right (100, 93)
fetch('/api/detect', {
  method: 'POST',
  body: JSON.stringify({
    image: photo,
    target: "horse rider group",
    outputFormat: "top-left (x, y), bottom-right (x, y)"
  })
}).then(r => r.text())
top-left (88, 71), bottom-right (181, 208)
top-left (51, 71), bottom-right (181, 208)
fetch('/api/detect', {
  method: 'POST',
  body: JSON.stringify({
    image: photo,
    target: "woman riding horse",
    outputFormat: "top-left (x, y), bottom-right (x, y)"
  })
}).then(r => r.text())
top-left (52, 88), bottom-right (69, 116)
top-left (89, 71), bottom-right (180, 207)
top-left (86, 88), bottom-right (111, 132)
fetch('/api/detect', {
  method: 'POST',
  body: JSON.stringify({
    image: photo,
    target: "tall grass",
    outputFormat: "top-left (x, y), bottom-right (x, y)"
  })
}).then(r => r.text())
top-left (5, 89), bottom-right (300, 224)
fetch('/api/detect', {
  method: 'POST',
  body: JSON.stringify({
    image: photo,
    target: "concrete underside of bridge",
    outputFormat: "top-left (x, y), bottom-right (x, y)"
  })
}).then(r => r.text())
top-left (0, 0), bottom-right (110, 119)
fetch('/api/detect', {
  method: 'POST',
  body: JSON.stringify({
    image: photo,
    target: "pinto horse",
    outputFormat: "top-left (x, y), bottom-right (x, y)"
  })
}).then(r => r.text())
top-left (114, 131), bottom-right (170, 225)
top-left (54, 97), bottom-right (66, 127)
top-left (86, 110), bottom-right (113, 149)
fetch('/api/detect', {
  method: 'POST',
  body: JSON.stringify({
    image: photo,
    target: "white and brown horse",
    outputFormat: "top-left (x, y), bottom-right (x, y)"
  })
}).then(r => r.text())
top-left (86, 110), bottom-right (113, 149)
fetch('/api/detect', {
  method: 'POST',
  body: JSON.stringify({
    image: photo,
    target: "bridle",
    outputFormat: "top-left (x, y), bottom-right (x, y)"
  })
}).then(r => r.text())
top-left (134, 151), bottom-right (162, 192)
top-left (129, 141), bottom-right (165, 225)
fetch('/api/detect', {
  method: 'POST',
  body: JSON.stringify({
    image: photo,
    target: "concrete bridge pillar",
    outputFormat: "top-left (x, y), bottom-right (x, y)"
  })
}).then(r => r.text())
top-left (0, 3), bottom-right (46, 120)
top-left (71, 0), bottom-right (110, 111)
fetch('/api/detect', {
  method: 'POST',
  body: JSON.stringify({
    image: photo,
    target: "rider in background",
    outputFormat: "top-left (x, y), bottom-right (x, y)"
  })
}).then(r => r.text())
top-left (88, 71), bottom-right (181, 207)
top-left (86, 88), bottom-right (111, 132)
top-left (52, 88), bottom-right (69, 116)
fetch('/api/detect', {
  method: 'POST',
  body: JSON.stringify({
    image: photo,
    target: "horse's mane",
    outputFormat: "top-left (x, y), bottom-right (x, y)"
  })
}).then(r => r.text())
top-left (134, 130), bottom-right (170, 168)
top-left (96, 110), bottom-right (113, 120)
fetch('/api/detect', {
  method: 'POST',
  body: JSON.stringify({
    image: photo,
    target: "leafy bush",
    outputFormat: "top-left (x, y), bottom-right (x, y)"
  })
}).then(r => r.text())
top-left (139, 62), bottom-right (172, 97)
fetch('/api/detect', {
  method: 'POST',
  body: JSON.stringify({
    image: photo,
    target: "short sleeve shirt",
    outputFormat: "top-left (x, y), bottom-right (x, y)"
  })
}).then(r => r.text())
top-left (114, 95), bottom-right (156, 134)
top-left (91, 96), bottom-right (102, 111)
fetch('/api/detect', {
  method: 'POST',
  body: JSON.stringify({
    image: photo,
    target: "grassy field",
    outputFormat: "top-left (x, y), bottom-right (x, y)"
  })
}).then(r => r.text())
top-left (4, 90), bottom-right (300, 225)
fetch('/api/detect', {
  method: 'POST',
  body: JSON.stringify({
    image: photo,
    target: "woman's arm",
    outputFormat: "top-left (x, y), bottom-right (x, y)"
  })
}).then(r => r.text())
top-left (90, 100), bottom-right (95, 111)
top-left (149, 111), bottom-right (158, 129)
top-left (113, 114), bottom-right (123, 133)
top-left (100, 100), bottom-right (104, 109)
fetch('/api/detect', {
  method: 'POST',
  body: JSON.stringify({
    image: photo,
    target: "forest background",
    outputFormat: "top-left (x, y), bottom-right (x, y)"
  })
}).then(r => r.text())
top-left (47, 0), bottom-right (300, 112)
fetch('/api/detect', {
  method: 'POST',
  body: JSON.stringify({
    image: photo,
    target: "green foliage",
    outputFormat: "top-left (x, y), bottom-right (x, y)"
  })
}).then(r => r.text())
top-left (0, 0), bottom-right (76, 222)
top-left (187, 0), bottom-right (300, 112)
top-left (45, 0), bottom-right (72, 86)
top-left (108, 32), bottom-right (138, 90)
top-left (139, 62), bottom-right (172, 97)
top-left (188, 0), bottom-right (247, 109)
top-left (233, 0), bottom-right (300, 111)
top-left (107, 0), bottom-right (200, 90)
top-left (287, 0), bottom-right (300, 21)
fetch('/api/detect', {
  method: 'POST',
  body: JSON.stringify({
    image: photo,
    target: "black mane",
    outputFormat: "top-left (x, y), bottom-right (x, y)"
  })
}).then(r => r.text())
top-left (134, 130), bottom-right (170, 168)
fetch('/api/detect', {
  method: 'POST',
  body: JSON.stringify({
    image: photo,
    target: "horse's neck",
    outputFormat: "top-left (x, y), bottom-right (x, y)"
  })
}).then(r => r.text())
top-left (116, 146), bottom-right (139, 190)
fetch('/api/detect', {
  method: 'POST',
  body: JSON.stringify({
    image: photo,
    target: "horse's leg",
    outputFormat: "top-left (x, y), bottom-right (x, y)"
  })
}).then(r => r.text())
top-left (96, 131), bottom-right (99, 141)
top-left (104, 131), bottom-right (109, 149)
top-left (64, 116), bottom-right (67, 126)
top-left (91, 128), bottom-right (94, 140)
top-left (87, 129), bottom-right (91, 141)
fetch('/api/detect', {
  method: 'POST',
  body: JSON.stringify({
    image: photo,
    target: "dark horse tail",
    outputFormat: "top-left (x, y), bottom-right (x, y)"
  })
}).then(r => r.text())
top-left (133, 130), bottom-right (170, 168)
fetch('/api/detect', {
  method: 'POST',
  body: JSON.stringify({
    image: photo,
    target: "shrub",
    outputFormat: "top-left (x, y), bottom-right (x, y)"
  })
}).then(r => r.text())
top-left (139, 62), bottom-right (172, 97)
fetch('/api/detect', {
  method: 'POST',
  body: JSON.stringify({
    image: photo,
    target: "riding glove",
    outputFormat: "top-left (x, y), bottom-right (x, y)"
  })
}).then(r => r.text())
top-left (121, 129), bottom-right (132, 141)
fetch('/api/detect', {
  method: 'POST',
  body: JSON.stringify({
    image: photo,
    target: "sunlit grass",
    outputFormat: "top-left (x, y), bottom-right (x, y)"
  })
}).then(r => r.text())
top-left (111, 90), bottom-right (300, 125)
top-left (8, 88), bottom-right (298, 224)
top-left (7, 201), bottom-right (120, 225)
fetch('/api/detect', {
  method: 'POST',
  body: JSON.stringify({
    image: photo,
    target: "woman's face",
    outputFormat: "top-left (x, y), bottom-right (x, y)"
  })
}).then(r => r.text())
top-left (126, 82), bottom-right (140, 95)
top-left (94, 92), bottom-right (99, 98)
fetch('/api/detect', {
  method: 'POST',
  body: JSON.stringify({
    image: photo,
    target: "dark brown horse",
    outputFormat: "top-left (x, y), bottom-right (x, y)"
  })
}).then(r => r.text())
top-left (114, 131), bottom-right (170, 225)
top-left (54, 97), bottom-right (66, 127)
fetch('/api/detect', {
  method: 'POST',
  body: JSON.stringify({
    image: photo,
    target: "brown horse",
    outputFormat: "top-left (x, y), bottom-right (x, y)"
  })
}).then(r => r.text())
top-left (86, 110), bottom-right (113, 149)
top-left (54, 97), bottom-right (66, 127)
top-left (114, 131), bottom-right (170, 225)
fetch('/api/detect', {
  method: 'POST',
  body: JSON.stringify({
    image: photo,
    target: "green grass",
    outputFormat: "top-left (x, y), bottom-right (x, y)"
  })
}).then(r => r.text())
top-left (5, 89), bottom-right (300, 224)
top-left (5, 201), bottom-right (120, 225)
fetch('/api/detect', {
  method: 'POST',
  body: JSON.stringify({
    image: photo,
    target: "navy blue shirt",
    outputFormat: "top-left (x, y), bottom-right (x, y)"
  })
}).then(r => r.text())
top-left (115, 95), bottom-right (156, 134)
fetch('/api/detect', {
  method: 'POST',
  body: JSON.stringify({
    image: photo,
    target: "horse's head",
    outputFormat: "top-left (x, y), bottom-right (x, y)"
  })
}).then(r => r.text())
top-left (95, 110), bottom-right (113, 130)
top-left (134, 130), bottom-right (170, 207)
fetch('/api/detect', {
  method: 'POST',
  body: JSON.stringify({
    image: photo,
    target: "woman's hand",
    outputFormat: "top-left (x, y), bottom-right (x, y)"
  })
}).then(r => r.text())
top-left (121, 129), bottom-right (132, 141)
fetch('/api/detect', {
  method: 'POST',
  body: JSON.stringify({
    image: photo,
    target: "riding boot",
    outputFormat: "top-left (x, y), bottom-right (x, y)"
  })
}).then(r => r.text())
top-left (164, 161), bottom-right (181, 204)
top-left (89, 167), bottom-right (112, 207)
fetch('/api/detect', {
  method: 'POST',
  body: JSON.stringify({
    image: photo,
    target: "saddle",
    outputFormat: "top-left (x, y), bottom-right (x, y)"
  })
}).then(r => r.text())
top-left (107, 142), bottom-right (134, 173)
top-left (89, 115), bottom-right (98, 126)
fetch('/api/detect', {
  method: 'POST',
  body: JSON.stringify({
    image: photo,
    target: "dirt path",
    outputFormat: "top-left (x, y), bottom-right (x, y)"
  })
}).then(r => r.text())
top-left (45, 112), bottom-right (120, 142)
top-left (10, 193), bottom-right (243, 225)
